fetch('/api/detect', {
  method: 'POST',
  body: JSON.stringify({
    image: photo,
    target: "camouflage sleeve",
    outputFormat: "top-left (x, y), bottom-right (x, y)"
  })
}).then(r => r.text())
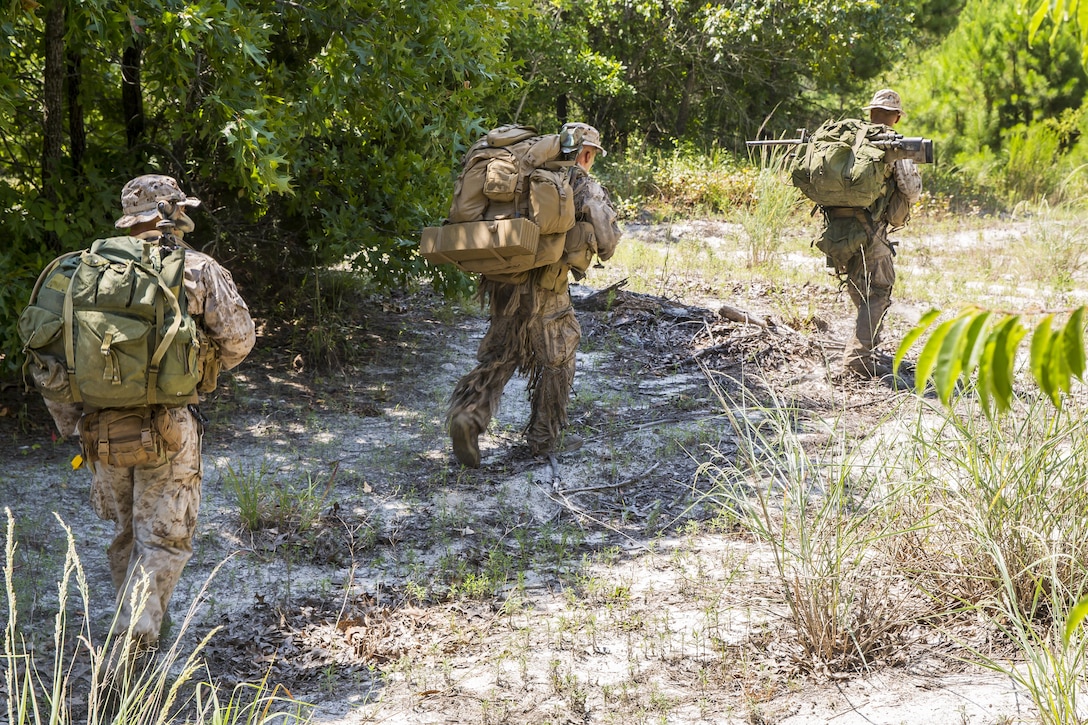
top-left (572, 170), bottom-right (622, 261)
top-left (893, 159), bottom-right (922, 204)
top-left (44, 398), bottom-right (82, 438)
top-left (184, 251), bottom-right (256, 370)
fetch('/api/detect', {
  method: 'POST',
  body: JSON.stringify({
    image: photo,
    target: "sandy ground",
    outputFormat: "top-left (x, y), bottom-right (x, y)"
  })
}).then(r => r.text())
top-left (0, 219), bottom-right (1054, 724)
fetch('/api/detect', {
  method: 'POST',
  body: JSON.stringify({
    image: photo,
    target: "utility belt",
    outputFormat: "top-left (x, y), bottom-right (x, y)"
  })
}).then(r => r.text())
top-left (78, 405), bottom-right (189, 468)
top-left (824, 206), bottom-right (864, 219)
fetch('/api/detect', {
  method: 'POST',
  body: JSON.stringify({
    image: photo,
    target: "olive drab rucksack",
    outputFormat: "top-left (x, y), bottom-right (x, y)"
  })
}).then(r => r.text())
top-left (788, 118), bottom-right (893, 209)
top-left (18, 236), bottom-right (208, 409)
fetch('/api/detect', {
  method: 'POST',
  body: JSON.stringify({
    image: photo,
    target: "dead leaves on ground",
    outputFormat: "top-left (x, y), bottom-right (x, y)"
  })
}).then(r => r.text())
top-left (201, 592), bottom-right (486, 688)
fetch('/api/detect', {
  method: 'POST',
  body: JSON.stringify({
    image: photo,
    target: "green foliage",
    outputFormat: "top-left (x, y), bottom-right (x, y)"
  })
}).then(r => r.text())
top-left (1003, 122), bottom-right (1063, 202)
top-left (1027, 0), bottom-right (1088, 64)
top-left (733, 162), bottom-right (803, 267)
top-left (1064, 595), bottom-right (1088, 645)
top-left (505, 0), bottom-right (924, 149)
top-left (896, 306), bottom-right (1087, 413)
top-left (614, 143), bottom-right (757, 217)
top-left (653, 151), bottom-right (752, 215)
top-left (3, 0), bottom-right (1068, 376)
top-left (0, 0), bottom-right (516, 369)
top-left (901, 0), bottom-right (1088, 208)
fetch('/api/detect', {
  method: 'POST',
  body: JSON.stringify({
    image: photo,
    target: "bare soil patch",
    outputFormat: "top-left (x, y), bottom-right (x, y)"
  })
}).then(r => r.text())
top-left (0, 220), bottom-right (1039, 724)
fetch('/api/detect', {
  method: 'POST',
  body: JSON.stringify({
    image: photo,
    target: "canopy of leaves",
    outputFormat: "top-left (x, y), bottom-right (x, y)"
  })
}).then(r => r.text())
top-left (504, 0), bottom-right (927, 150)
top-left (0, 0), bottom-right (531, 364)
top-left (0, 0), bottom-right (966, 368)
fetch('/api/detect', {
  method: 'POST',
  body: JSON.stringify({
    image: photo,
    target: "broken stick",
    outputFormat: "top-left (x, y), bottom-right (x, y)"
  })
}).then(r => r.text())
top-left (577, 278), bottom-right (629, 311)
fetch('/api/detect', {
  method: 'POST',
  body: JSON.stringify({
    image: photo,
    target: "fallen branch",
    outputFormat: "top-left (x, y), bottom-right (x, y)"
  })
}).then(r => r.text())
top-left (559, 461), bottom-right (662, 495)
top-left (691, 341), bottom-right (733, 360)
top-left (718, 303), bottom-right (801, 337)
top-left (535, 481), bottom-right (648, 551)
top-left (718, 303), bottom-right (772, 328)
top-left (576, 278), bottom-right (629, 311)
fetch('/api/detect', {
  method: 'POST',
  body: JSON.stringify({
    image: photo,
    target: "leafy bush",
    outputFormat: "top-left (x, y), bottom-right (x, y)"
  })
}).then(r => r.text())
top-left (0, 0), bottom-right (516, 372)
top-left (600, 143), bottom-right (757, 220)
top-left (1003, 122), bottom-right (1063, 203)
top-left (650, 144), bottom-right (757, 216)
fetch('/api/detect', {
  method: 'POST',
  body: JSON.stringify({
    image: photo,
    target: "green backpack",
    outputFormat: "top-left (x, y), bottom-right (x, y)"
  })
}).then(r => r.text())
top-left (18, 236), bottom-right (204, 409)
top-left (789, 119), bottom-right (891, 209)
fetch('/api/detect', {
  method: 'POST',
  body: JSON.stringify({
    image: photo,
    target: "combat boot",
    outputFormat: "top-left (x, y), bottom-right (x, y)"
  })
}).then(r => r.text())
top-left (529, 432), bottom-right (584, 458)
top-left (844, 353), bottom-right (877, 378)
top-left (449, 412), bottom-right (481, 468)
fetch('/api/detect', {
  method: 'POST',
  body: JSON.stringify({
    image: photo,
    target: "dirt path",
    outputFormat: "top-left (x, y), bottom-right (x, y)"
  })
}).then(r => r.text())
top-left (0, 221), bottom-right (1041, 724)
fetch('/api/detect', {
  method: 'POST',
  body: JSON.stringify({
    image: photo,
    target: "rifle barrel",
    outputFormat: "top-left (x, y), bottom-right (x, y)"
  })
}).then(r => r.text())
top-left (747, 129), bottom-right (808, 147)
top-left (746, 139), bottom-right (805, 146)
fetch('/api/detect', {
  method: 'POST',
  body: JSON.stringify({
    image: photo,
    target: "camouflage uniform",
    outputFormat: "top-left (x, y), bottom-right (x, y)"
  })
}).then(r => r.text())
top-left (842, 212), bottom-right (895, 373)
top-left (841, 90), bottom-right (923, 376)
top-left (447, 124), bottom-right (621, 467)
top-left (43, 175), bottom-right (255, 645)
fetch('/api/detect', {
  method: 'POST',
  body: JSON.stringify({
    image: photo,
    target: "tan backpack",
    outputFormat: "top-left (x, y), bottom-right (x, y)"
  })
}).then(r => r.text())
top-left (421, 125), bottom-right (575, 275)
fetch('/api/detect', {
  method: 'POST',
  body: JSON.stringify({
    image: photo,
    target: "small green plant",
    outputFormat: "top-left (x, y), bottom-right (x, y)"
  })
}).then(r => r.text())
top-left (225, 461), bottom-right (272, 532)
top-left (896, 304), bottom-right (1085, 413)
top-left (224, 462), bottom-right (336, 536)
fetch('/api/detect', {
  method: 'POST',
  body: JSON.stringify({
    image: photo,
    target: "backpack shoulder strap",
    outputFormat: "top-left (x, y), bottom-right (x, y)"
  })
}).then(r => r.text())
top-left (27, 250), bottom-right (81, 307)
top-left (139, 255), bottom-right (186, 405)
top-left (62, 265), bottom-right (79, 403)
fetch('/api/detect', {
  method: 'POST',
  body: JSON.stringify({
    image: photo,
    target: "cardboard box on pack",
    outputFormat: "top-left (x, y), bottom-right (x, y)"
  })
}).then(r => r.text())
top-left (420, 218), bottom-right (540, 265)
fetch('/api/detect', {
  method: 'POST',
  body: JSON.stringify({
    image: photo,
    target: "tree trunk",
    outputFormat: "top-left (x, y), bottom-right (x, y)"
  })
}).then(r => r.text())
top-left (675, 59), bottom-right (697, 138)
top-left (556, 93), bottom-right (568, 126)
top-left (42, 0), bottom-right (64, 252)
top-left (122, 44), bottom-right (144, 148)
top-left (67, 48), bottom-right (85, 177)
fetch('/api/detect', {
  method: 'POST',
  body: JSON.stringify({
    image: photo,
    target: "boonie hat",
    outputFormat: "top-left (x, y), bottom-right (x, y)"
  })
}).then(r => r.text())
top-left (559, 122), bottom-right (607, 157)
top-left (114, 174), bottom-right (201, 228)
top-left (863, 88), bottom-right (904, 116)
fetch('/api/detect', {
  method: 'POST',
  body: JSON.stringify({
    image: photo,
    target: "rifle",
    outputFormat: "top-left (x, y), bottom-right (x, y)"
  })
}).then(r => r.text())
top-left (745, 129), bottom-right (809, 147)
top-left (746, 128), bottom-right (935, 164)
top-left (871, 132), bottom-right (934, 164)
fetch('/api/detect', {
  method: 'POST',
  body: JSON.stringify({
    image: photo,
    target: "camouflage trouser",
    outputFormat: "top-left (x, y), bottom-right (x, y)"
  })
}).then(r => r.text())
top-left (447, 279), bottom-right (581, 454)
top-left (87, 406), bottom-right (203, 645)
top-left (844, 238), bottom-right (896, 373)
